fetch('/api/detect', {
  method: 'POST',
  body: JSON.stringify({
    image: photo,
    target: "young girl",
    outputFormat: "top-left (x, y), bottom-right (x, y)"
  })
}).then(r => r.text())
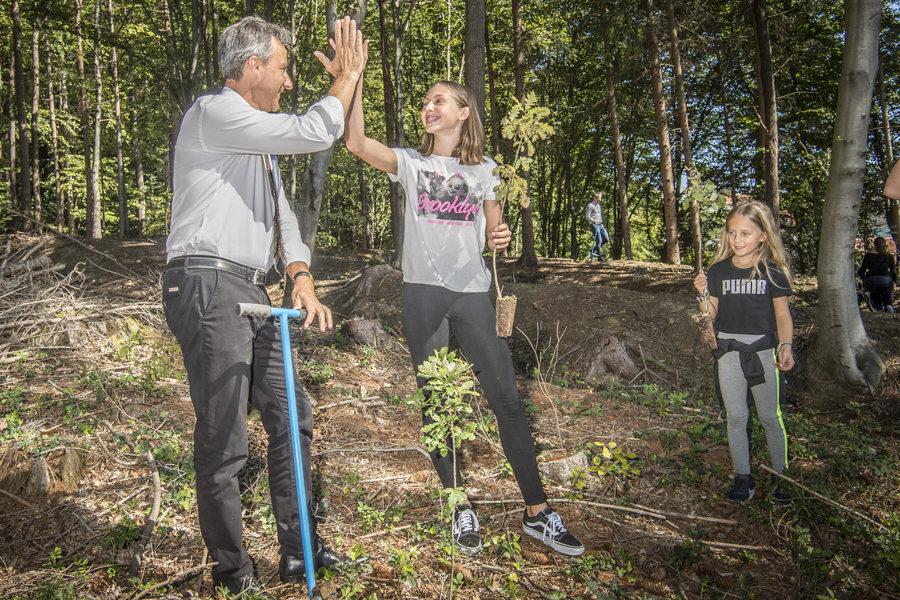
top-left (346, 75), bottom-right (584, 555)
top-left (694, 201), bottom-right (794, 505)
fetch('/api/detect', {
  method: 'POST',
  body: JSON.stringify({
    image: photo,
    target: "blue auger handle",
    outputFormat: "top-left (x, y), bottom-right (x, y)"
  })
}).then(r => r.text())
top-left (235, 302), bottom-right (316, 597)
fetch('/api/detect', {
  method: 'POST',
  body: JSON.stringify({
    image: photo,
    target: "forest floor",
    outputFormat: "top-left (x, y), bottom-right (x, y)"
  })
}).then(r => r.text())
top-left (1, 233), bottom-right (899, 600)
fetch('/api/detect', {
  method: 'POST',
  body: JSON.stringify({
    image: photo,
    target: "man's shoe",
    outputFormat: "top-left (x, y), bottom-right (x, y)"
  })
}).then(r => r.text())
top-left (522, 507), bottom-right (585, 556)
top-left (280, 542), bottom-right (351, 583)
top-left (770, 474), bottom-right (793, 506)
top-left (728, 474), bottom-right (756, 503)
top-left (452, 504), bottom-right (482, 552)
top-left (218, 574), bottom-right (275, 599)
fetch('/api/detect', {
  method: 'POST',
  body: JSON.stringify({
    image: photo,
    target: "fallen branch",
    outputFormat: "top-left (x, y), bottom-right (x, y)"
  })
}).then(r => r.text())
top-left (472, 497), bottom-right (668, 521)
top-left (130, 561), bottom-right (218, 600)
top-left (630, 503), bottom-right (737, 525)
top-left (0, 487), bottom-right (37, 510)
top-left (312, 446), bottom-right (430, 459)
top-left (759, 464), bottom-right (890, 533)
top-left (128, 450), bottom-right (162, 581)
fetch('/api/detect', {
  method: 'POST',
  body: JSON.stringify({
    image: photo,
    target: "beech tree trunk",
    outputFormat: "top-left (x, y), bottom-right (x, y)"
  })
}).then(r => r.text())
top-left (645, 0), bottom-right (680, 264)
top-left (44, 23), bottom-right (64, 232)
top-left (816, 0), bottom-right (884, 395)
top-left (7, 61), bottom-right (18, 222)
top-left (131, 96), bottom-right (146, 236)
top-left (109, 0), bottom-right (126, 239)
top-left (601, 0), bottom-right (631, 260)
top-left (717, 47), bottom-right (738, 205)
top-left (751, 0), bottom-right (780, 218)
top-left (12, 0), bottom-right (32, 230)
top-left (513, 0), bottom-right (538, 267)
top-left (89, 0), bottom-right (103, 239)
top-left (75, 0), bottom-right (93, 236)
top-left (666, 0), bottom-right (701, 271)
top-left (464, 0), bottom-right (486, 123)
top-left (485, 13), bottom-right (499, 157)
top-left (30, 17), bottom-right (41, 227)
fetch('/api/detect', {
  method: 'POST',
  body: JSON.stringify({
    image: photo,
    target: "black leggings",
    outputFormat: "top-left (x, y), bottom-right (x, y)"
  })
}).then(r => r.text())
top-left (402, 283), bottom-right (547, 506)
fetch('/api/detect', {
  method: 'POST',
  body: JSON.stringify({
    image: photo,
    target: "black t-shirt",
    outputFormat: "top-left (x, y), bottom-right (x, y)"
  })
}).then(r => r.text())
top-left (706, 259), bottom-right (792, 335)
top-left (857, 252), bottom-right (896, 280)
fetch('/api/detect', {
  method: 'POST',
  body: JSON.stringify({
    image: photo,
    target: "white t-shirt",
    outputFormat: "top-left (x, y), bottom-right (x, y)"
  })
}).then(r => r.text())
top-left (389, 148), bottom-right (500, 292)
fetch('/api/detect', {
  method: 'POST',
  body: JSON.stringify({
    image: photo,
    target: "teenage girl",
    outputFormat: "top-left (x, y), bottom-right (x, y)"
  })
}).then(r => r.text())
top-left (693, 201), bottom-right (794, 504)
top-left (345, 71), bottom-right (584, 555)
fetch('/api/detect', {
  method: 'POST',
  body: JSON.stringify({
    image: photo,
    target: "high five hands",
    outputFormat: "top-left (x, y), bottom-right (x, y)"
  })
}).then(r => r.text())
top-left (314, 16), bottom-right (368, 80)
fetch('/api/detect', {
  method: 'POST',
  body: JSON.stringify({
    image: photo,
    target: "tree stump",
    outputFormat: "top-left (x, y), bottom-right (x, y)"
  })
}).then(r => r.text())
top-left (341, 318), bottom-right (394, 349)
top-left (539, 451), bottom-right (589, 484)
top-left (25, 456), bottom-right (51, 497)
top-left (344, 264), bottom-right (396, 308)
top-left (586, 335), bottom-right (639, 384)
top-left (495, 295), bottom-right (517, 337)
top-left (0, 442), bottom-right (27, 495)
top-left (58, 448), bottom-right (86, 491)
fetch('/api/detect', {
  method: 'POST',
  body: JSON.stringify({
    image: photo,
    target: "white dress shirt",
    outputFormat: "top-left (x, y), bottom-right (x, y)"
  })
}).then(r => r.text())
top-left (166, 86), bottom-right (345, 271)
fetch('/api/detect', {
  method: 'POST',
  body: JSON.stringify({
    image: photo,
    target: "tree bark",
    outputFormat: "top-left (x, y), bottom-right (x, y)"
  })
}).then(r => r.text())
top-left (878, 61), bottom-right (899, 248)
top-left (464, 0), bottom-right (486, 124)
top-left (202, 0), bottom-right (211, 89)
top-left (190, 0), bottom-right (201, 103)
top-left (75, 0), bottom-right (93, 236)
top-left (358, 157), bottom-right (372, 250)
top-left (601, 0), bottom-right (630, 260)
top-left (750, 0), bottom-right (780, 218)
top-left (815, 0), bottom-right (884, 395)
top-left (211, 0), bottom-right (219, 82)
top-left (109, 0), bottom-right (127, 239)
top-left (12, 0), bottom-right (32, 230)
top-left (512, 0), bottom-right (538, 267)
top-left (645, 0), bottom-right (680, 264)
top-left (666, 0), bottom-right (700, 271)
top-left (485, 10), bottom-right (499, 157)
top-left (31, 15), bottom-right (41, 228)
top-left (716, 47), bottom-right (738, 205)
top-left (44, 21), bottom-right (64, 232)
top-left (7, 61), bottom-right (19, 223)
top-left (89, 0), bottom-right (103, 238)
top-left (131, 95), bottom-right (146, 236)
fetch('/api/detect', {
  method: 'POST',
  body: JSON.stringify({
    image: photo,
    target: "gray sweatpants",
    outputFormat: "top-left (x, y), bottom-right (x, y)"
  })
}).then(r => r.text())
top-left (717, 332), bottom-right (788, 475)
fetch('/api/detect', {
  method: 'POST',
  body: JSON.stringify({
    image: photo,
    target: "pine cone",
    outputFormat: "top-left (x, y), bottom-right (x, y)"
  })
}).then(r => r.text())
top-left (521, 549), bottom-right (550, 565)
top-left (371, 563), bottom-right (396, 579)
top-left (438, 559), bottom-right (474, 582)
top-left (409, 583), bottom-right (435, 598)
top-left (411, 469), bottom-right (432, 483)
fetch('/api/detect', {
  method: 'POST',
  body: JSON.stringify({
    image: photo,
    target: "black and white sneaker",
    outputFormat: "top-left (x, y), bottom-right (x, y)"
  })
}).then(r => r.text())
top-left (728, 474), bottom-right (756, 503)
top-left (769, 474), bottom-right (793, 506)
top-left (452, 504), bottom-right (482, 552)
top-left (522, 507), bottom-right (585, 556)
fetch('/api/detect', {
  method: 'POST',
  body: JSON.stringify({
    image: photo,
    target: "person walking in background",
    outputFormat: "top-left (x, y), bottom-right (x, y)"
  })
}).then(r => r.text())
top-left (586, 192), bottom-right (609, 261)
top-left (162, 16), bottom-right (365, 598)
top-left (693, 202), bottom-right (795, 506)
top-left (857, 237), bottom-right (896, 313)
top-left (345, 67), bottom-right (586, 557)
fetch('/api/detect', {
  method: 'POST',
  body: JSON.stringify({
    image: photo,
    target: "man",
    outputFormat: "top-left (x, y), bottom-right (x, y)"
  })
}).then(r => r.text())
top-left (586, 191), bottom-right (609, 261)
top-left (163, 15), bottom-right (366, 598)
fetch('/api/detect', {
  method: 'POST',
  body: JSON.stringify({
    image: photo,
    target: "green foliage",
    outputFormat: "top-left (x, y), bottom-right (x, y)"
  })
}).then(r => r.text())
top-left (589, 442), bottom-right (641, 478)
top-left (388, 547), bottom-right (419, 587)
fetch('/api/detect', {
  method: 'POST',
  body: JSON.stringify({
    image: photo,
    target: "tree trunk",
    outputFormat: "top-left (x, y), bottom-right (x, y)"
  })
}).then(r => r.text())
top-left (189, 0), bottom-right (201, 103)
top-left (76, 0), bottom-right (93, 236)
top-left (109, 0), bottom-right (126, 239)
top-left (12, 0), bottom-right (32, 230)
top-left (666, 0), bottom-right (700, 271)
top-left (211, 0), bottom-right (219, 82)
top-left (202, 0), bottom-right (211, 89)
top-left (131, 95), bottom-right (146, 236)
top-left (44, 21), bottom-right (64, 232)
top-left (815, 0), bottom-right (884, 395)
top-left (358, 157), bottom-right (372, 250)
top-left (601, 0), bottom-right (630, 260)
top-left (878, 61), bottom-right (899, 248)
top-left (645, 0), bottom-right (680, 264)
top-left (7, 61), bottom-right (19, 223)
top-left (245, 0), bottom-right (254, 16)
top-left (512, 0), bottom-right (537, 267)
top-left (88, 0), bottom-right (103, 239)
top-left (464, 0), bottom-right (486, 123)
top-left (485, 11), bottom-right (499, 157)
top-left (750, 0), bottom-right (780, 218)
top-left (31, 16), bottom-right (41, 228)
top-left (717, 47), bottom-right (738, 205)
top-left (264, 0), bottom-right (274, 20)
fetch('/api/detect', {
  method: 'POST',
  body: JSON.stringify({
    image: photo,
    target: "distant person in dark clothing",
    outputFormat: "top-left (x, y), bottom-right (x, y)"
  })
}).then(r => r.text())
top-left (857, 237), bottom-right (896, 313)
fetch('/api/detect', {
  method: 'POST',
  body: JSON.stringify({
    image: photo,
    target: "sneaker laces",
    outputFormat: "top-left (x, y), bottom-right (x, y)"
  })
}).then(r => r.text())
top-left (454, 509), bottom-right (477, 536)
top-left (540, 511), bottom-right (567, 542)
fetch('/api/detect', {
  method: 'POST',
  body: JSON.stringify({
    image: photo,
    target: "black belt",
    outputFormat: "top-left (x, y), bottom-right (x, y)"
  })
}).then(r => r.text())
top-left (166, 256), bottom-right (268, 286)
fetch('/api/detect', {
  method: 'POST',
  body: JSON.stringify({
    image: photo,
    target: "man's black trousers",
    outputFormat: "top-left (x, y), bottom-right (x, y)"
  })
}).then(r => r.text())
top-left (163, 265), bottom-right (316, 585)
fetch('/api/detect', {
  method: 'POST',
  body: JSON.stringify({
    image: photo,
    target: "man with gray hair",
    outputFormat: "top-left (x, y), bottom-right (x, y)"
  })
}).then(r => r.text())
top-left (163, 15), bottom-right (366, 598)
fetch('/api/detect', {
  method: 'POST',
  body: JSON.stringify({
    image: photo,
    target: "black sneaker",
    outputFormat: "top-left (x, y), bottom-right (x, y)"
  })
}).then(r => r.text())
top-left (728, 474), bottom-right (756, 503)
top-left (452, 504), bottom-right (482, 552)
top-left (217, 574), bottom-right (275, 600)
top-left (770, 474), bottom-right (793, 506)
top-left (522, 507), bottom-right (585, 556)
